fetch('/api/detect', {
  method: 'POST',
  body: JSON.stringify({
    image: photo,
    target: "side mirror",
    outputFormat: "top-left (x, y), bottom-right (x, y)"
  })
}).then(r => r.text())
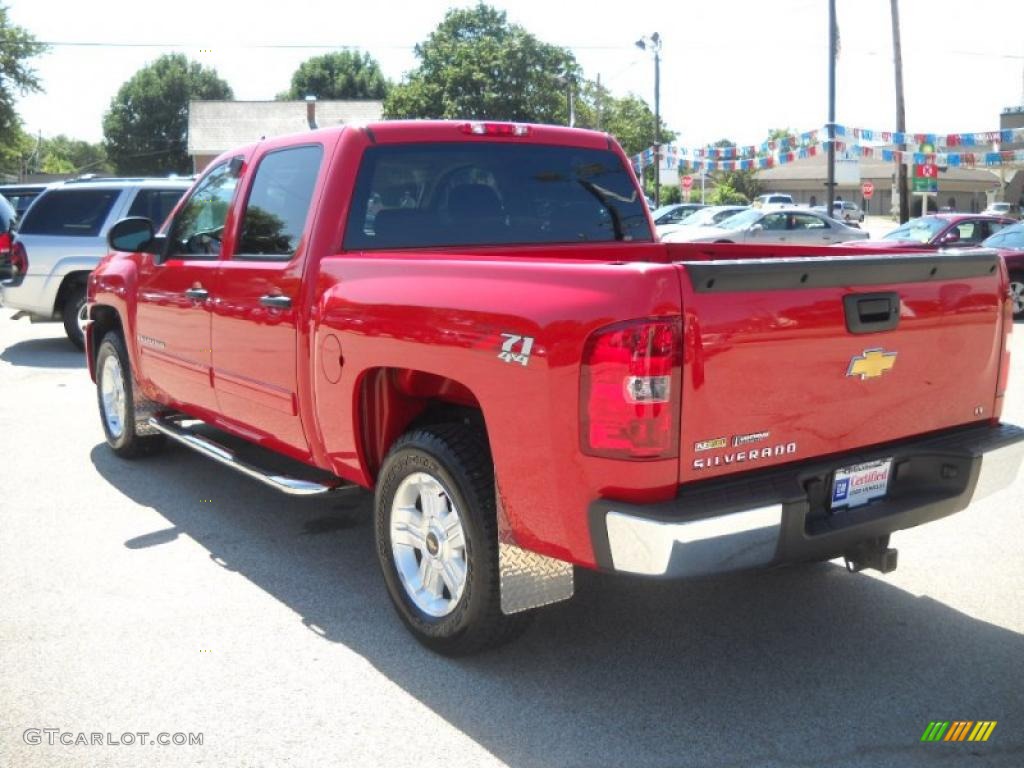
top-left (941, 230), bottom-right (961, 244)
top-left (749, 223), bottom-right (764, 232)
top-left (108, 217), bottom-right (156, 253)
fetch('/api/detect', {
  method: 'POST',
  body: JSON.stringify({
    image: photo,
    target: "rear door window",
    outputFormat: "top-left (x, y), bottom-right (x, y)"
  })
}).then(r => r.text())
top-left (128, 188), bottom-right (187, 228)
top-left (236, 145), bottom-right (323, 260)
top-left (18, 188), bottom-right (121, 236)
top-left (345, 143), bottom-right (651, 250)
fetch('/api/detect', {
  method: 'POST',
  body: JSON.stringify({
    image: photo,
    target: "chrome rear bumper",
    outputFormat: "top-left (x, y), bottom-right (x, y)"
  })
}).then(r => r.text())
top-left (594, 423), bottom-right (1024, 578)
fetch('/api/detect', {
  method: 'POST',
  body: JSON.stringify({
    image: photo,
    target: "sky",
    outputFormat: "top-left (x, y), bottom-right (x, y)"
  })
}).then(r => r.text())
top-left (10, 0), bottom-right (1024, 152)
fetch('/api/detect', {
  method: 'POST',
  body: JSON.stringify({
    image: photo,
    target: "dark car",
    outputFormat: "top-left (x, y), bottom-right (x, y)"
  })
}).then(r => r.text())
top-left (981, 221), bottom-right (1024, 319)
top-left (844, 214), bottom-right (1015, 251)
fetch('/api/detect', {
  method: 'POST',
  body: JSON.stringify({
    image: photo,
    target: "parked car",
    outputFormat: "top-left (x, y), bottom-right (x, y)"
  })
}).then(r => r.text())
top-left (0, 183), bottom-right (49, 219)
top-left (832, 200), bottom-right (864, 222)
top-left (980, 221), bottom-right (1024, 318)
top-left (983, 202), bottom-right (1017, 219)
top-left (656, 204), bottom-right (747, 239)
top-left (650, 202), bottom-right (706, 226)
top-left (1, 178), bottom-right (190, 348)
top-left (86, 120), bottom-right (1024, 654)
top-left (0, 194), bottom-right (16, 278)
top-left (662, 206), bottom-right (868, 244)
top-left (752, 192), bottom-right (794, 208)
top-left (846, 214), bottom-right (1015, 251)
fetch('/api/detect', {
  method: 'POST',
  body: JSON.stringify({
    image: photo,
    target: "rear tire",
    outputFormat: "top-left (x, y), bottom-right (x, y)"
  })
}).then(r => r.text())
top-left (95, 331), bottom-right (165, 458)
top-left (1009, 273), bottom-right (1024, 320)
top-left (63, 285), bottom-right (87, 350)
top-left (375, 424), bottom-right (533, 655)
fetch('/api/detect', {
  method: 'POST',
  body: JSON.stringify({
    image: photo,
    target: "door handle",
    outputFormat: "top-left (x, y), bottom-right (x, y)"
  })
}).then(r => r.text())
top-left (259, 294), bottom-right (292, 310)
top-left (184, 287), bottom-right (209, 301)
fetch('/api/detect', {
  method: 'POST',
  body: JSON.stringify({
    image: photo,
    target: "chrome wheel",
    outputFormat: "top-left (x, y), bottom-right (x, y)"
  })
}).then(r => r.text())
top-left (77, 301), bottom-right (89, 338)
top-left (1010, 280), bottom-right (1024, 317)
top-left (390, 472), bottom-right (468, 617)
top-left (100, 355), bottom-right (127, 439)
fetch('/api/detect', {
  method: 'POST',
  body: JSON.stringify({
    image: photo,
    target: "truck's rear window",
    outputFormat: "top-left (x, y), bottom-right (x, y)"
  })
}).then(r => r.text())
top-left (344, 143), bottom-right (652, 250)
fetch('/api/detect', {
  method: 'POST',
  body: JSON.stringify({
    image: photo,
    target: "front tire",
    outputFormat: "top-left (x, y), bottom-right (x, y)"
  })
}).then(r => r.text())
top-left (1010, 273), bottom-right (1024, 320)
top-left (63, 285), bottom-right (87, 350)
top-left (95, 331), bottom-right (165, 458)
top-left (375, 424), bottom-right (532, 655)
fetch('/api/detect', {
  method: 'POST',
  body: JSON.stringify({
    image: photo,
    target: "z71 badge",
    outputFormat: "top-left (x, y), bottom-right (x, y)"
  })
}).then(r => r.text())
top-left (498, 333), bottom-right (534, 366)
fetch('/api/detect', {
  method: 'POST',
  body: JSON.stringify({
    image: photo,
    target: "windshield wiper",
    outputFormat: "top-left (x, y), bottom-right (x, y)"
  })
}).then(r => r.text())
top-left (577, 180), bottom-right (624, 241)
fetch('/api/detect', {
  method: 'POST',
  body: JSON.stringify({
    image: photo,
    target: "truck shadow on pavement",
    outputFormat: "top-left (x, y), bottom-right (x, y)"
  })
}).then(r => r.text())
top-left (90, 443), bottom-right (1024, 768)
top-left (1, 337), bottom-right (85, 369)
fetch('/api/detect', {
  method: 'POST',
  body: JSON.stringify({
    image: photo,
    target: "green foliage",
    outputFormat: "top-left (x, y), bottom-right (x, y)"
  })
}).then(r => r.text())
top-left (384, 3), bottom-right (578, 123)
top-left (0, 5), bottom-right (47, 172)
top-left (103, 54), bottom-right (233, 175)
top-left (0, 123), bottom-right (33, 177)
top-left (707, 179), bottom-right (748, 205)
top-left (574, 79), bottom-right (675, 157)
top-left (659, 185), bottom-right (681, 205)
top-left (39, 135), bottom-right (110, 175)
top-left (279, 51), bottom-right (389, 101)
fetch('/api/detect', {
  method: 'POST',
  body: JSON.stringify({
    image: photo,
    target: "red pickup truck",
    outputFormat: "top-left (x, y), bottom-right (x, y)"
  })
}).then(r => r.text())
top-left (86, 121), bottom-right (1024, 655)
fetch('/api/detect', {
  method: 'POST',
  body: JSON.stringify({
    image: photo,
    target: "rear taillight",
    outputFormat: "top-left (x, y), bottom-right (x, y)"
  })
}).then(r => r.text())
top-left (0, 231), bottom-right (10, 258)
top-left (581, 318), bottom-right (682, 460)
top-left (10, 240), bottom-right (27, 275)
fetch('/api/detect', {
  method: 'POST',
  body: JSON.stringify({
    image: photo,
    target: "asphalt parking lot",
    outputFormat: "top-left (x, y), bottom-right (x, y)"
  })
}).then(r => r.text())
top-left (1, 307), bottom-right (1022, 768)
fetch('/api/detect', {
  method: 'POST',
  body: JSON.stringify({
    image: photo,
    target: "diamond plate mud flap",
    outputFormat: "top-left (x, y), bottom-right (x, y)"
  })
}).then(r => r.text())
top-left (496, 484), bottom-right (574, 615)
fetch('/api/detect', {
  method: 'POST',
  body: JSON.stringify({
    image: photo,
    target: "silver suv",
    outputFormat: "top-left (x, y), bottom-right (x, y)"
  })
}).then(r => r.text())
top-left (1, 178), bottom-right (189, 348)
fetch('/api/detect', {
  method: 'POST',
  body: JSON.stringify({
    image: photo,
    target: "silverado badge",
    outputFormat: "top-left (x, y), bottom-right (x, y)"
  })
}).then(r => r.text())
top-left (847, 348), bottom-right (897, 380)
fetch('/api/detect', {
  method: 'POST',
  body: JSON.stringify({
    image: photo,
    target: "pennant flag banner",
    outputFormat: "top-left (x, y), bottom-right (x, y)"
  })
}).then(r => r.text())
top-left (630, 125), bottom-right (1024, 174)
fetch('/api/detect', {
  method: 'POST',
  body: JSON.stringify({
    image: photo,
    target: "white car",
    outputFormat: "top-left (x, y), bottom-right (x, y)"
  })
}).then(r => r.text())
top-left (2, 178), bottom-right (190, 348)
top-left (752, 193), bottom-right (794, 208)
top-left (983, 202), bottom-right (1016, 219)
top-left (656, 205), bottom-right (747, 240)
top-left (661, 207), bottom-right (870, 245)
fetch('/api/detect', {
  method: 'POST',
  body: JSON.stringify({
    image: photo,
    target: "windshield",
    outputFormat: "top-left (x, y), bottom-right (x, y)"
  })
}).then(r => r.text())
top-left (716, 209), bottom-right (762, 230)
top-left (882, 217), bottom-right (946, 243)
top-left (345, 143), bottom-right (652, 249)
top-left (983, 223), bottom-right (1024, 249)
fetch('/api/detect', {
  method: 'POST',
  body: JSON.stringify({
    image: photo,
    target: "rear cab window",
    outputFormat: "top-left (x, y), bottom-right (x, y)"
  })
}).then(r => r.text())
top-left (18, 188), bottom-right (121, 237)
top-left (344, 143), bottom-right (652, 250)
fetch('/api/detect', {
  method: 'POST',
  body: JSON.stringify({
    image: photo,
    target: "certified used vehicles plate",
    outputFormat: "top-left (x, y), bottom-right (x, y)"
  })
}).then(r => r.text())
top-left (831, 458), bottom-right (893, 509)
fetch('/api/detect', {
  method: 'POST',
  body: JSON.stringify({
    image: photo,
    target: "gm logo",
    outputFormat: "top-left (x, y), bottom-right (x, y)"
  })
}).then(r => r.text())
top-left (921, 721), bottom-right (997, 742)
top-left (832, 478), bottom-right (850, 504)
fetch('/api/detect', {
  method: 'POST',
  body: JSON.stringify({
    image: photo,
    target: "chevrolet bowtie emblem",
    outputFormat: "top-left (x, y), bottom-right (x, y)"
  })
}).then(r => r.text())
top-left (847, 348), bottom-right (897, 380)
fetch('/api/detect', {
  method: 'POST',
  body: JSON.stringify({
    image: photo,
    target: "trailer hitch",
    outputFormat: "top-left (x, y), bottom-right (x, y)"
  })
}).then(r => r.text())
top-left (844, 536), bottom-right (898, 574)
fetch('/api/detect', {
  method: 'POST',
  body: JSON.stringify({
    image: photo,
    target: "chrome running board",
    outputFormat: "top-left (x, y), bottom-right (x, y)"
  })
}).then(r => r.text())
top-left (148, 416), bottom-right (357, 497)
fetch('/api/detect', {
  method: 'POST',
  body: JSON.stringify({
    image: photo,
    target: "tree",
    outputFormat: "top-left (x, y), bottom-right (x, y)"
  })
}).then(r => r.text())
top-left (0, 5), bottom-right (47, 172)
top-left (279, 51), bottom-right (389, 101)
top-left (705, 138), bottom-right (761, 204)
top-left (103, 54), bottom-right (233, 175)
top-left (384, 3), bottom-right (578, 123)
top-left (37, 135), bottom-right (110, 175)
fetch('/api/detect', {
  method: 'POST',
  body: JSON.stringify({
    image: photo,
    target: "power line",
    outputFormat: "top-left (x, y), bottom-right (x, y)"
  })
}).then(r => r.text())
top-left (9, 40), bottom-right (639, 51)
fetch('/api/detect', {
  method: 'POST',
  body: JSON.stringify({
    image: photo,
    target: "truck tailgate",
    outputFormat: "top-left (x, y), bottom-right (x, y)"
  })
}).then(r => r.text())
top-left (674, 251), bottom-right (1008, 483)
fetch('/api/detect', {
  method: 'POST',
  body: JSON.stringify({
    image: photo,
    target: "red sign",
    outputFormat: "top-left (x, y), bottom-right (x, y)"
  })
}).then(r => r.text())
top-left (681, 175), bottom-right (693, 190)
top-left (915, 163), bottom-right (938, 179)
top-left (862, 181), bottom-right (874, 199)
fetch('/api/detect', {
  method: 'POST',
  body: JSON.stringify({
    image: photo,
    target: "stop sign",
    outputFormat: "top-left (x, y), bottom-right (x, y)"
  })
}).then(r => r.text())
top-left (681, 175), bottom-right (693, 190)
top-left (862, 180), bottom-right (875, 199)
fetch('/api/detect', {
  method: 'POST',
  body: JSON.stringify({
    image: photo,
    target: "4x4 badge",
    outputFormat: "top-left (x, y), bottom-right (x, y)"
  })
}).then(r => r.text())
top-left (498, 334), bottom-right (534, 367)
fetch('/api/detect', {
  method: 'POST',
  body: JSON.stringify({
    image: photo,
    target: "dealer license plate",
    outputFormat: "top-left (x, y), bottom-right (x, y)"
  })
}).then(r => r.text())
top-left (830, 458), bottom-right (893, 510)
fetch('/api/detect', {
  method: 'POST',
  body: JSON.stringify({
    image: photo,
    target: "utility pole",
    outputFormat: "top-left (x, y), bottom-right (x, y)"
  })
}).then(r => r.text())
top-left (890, 0), bottom-right (910, 223)
top-left (636, 33), bottom-right (662, 207)
top-left (826, 0), bottom-right (837, 213)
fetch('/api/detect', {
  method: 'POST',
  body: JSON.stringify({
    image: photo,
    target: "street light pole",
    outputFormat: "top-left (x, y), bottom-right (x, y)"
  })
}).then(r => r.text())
top-left (636, 32), bottom-right (662, 208)
top-left (826, 0), bottom-right (837, 213)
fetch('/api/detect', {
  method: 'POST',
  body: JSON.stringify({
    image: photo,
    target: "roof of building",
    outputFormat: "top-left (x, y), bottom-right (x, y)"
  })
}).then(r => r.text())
top-left (187, 99), bottom-right (384, 154)
top-left (757, 153), bottom-right (1001, 186)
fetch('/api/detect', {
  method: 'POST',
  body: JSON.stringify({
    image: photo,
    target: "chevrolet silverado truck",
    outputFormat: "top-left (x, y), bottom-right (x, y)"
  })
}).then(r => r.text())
top-left (85, 121), bottom-right (1024, 655)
